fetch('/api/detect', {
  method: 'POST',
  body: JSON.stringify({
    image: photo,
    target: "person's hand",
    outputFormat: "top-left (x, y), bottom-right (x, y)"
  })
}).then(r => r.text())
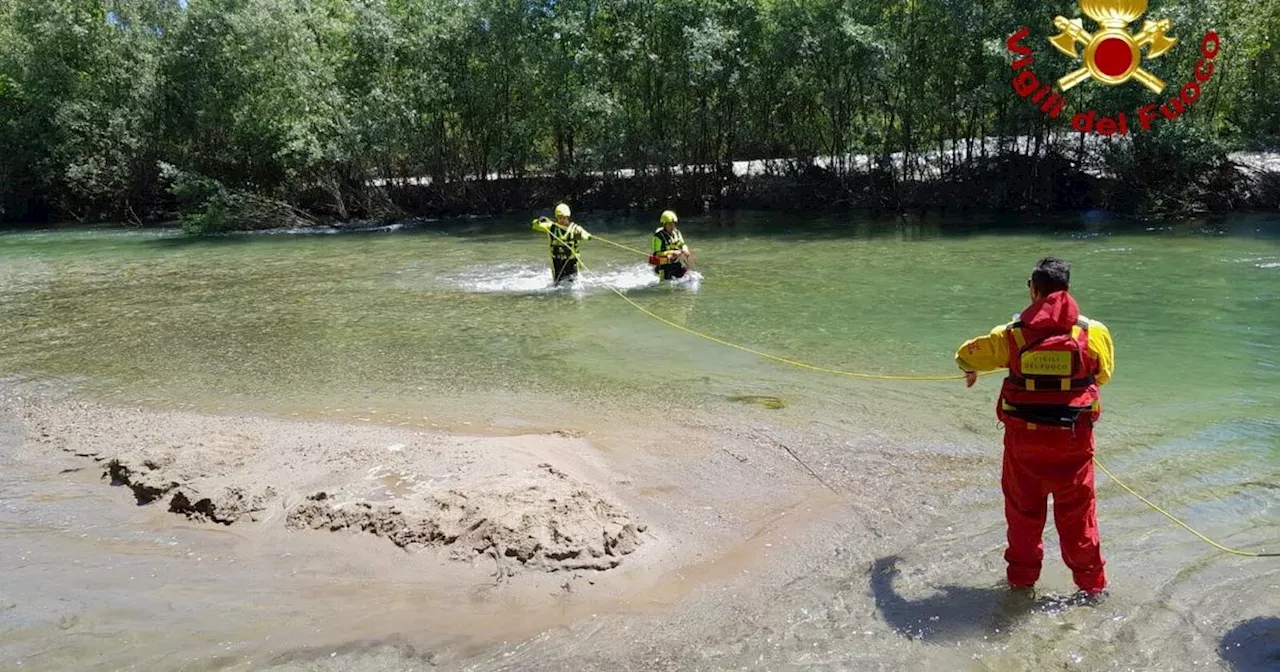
top-left (964, 371), bottom-right (978, 388)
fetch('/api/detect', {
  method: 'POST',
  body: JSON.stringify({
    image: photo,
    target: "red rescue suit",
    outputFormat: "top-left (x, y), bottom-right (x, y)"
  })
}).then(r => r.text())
top-left (958, 291), bottom-right (1111, 594)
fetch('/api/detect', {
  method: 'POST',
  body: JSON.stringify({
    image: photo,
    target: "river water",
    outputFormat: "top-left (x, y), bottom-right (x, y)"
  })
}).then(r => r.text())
top-left (0, 211), bottom-right (1277, 670)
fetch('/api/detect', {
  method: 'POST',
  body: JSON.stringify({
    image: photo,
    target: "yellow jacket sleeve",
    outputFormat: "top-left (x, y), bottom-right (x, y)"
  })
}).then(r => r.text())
top-left (955, 323), bottom-right (1012, 373)
top-left (1085, 319), bottom-right (1114, 386)
top-left (532, 218), bottom-right (550, 233)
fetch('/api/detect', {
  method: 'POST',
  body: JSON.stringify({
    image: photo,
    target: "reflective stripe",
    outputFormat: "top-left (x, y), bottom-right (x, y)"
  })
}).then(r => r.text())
top-left (653, 227), bottom-right (685, 253)
top-left (549, 226), bottom-right (581, 256)
top-left (1011, 328), bottom-right (1027, 350)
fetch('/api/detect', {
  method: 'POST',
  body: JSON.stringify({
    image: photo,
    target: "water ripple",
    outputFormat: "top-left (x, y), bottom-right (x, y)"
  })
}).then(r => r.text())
top-left (442, 262), bottom-right (701, 296)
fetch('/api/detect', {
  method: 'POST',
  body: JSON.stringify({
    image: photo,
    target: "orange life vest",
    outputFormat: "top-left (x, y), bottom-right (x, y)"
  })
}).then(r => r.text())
top-left (998, 316), bottom-right (1101, 430)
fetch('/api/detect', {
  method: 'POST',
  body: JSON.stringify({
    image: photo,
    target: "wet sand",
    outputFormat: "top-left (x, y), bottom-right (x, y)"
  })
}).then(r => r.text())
top-left (2, 383), bottom-right (1276, 671)
top-left (0, 384), bottom-right (848, 669)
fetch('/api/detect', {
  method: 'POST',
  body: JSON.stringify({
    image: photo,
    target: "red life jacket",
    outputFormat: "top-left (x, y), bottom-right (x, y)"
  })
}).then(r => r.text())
top-left (998, 294), bottom-right (1101, 430)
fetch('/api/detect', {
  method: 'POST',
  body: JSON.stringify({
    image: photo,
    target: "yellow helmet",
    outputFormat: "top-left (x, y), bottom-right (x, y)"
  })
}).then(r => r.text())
top-left (660, 210), bottom-right (678, 224)
top-left (554, 203), bottom-right (571, 218)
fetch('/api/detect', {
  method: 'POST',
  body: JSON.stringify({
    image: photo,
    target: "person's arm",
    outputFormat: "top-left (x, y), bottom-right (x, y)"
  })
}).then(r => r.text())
top-left (1086, 320), bottom-right (1114, 386)
top-left (532, 217), bottom-right (551, 233)
top-left (955, 323), bottom-right (1012, 385)
top-left (568, 222), bottom-right (591, 240)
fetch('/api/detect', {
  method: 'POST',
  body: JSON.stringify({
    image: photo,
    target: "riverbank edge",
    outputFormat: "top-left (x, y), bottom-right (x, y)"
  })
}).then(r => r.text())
top-left (7, 148), bottom-right (1280, 233)
top-left (167, 158), bottom-right (1280, 233)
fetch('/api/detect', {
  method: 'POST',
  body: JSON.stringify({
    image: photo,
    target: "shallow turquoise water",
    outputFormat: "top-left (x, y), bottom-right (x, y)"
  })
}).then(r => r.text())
top-left (2, 212), bottom-right (1276, 456)
top-left (1, 213), bottom-right (1277, 477)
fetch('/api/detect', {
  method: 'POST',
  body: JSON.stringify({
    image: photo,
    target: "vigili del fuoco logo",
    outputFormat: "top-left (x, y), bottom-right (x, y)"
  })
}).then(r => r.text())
top-left (1007, 0), bottom-right (1220, 136)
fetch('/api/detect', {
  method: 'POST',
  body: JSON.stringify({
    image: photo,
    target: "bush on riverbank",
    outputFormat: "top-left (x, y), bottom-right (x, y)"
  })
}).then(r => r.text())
top-left (331, 148), bottom-right (1274, 223)
top-left (160, 163), bottom-right (315, 234)
top-left (118, 143), bottom-right (1280, 233)
top-left (1101, 125), bottom-right (1252, 214)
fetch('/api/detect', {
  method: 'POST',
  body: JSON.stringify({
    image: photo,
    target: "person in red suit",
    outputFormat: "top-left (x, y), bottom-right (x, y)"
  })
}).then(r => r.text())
top-left (955, 257), bottom-right (1115, 599)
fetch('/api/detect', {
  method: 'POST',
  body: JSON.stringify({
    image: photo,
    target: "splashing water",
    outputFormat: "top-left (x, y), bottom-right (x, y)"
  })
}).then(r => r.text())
top-left (444, 262), bottom-right (701, 296)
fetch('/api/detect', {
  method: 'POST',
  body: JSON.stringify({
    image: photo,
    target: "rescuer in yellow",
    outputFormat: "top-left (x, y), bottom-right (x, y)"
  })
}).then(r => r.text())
top-left (531, 202), bottom-right (591, 285)
top-left (649, 210), bottom-right (692, 280)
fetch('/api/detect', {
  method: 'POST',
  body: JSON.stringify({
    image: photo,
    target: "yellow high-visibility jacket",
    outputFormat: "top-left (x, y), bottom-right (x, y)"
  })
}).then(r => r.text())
top-left (532, 218), bottom-right (589, 260)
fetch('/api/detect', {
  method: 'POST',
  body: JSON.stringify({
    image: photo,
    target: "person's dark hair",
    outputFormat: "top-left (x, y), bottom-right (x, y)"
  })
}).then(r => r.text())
top-left (1030, 257), bottom-right (1071, 295)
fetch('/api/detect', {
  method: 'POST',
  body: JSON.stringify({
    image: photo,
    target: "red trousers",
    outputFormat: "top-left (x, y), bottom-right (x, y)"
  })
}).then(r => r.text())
top-left (1001, 422), bottom-right (1106, 593)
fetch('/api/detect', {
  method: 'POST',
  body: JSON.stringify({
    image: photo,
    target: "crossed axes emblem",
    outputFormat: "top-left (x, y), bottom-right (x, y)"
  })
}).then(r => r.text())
top-left (1049, 10), bottom-right (1177, 93)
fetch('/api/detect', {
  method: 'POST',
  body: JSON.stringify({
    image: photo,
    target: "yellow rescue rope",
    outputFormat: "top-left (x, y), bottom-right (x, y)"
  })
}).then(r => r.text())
top-left (562, 234), bottom-right (1276, 559)
top-left (580, 233), bottom-right (995, 381)
top-left (1092, 458), bottom-right (1278, 557)
top-left (606, 285), bottom-right (987, 381)
top-left (590, 233), bottom-right (650, 257)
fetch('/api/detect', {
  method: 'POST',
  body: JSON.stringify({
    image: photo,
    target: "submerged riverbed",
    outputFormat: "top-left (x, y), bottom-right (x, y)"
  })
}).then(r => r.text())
top-left (0, 211), bottom-right (1277, 670)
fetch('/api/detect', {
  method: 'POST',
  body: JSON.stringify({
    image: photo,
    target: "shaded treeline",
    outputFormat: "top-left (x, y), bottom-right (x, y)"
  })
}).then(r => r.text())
top-left (1, 0), bottom-right (1278, 230)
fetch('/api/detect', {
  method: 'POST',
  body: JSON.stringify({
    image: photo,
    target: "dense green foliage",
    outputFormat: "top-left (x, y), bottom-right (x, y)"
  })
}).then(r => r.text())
top-left (2, 0), bottom-right (1278, 227)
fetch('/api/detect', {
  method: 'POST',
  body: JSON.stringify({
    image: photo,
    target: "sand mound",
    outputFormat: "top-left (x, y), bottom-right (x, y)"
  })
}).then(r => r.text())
top-left (287, 464), bottom-right (645, 574)
top-left (23, 399), bottom-right (647, 575)
top-left (107, 457), bottom-right (279, 524)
